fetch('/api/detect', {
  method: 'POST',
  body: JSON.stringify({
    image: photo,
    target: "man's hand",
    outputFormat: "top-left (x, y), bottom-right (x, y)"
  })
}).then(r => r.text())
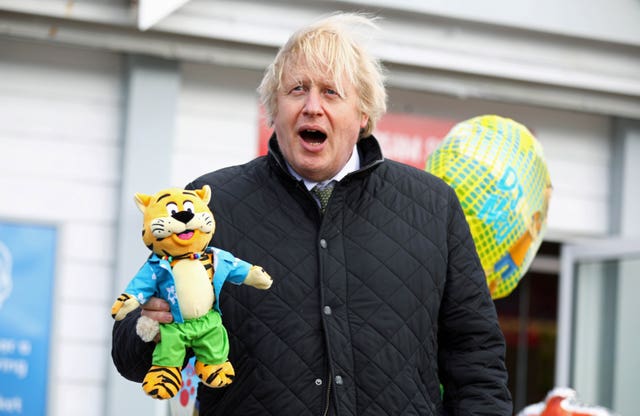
top-left (136, 297), bottom-right (173, 343)
top-left (140, 297), bottom-right (173, 324)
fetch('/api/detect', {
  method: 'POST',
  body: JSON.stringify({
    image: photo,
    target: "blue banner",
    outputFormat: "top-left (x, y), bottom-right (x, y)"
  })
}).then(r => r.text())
top-left (0, 222), bottom-right (57, 415)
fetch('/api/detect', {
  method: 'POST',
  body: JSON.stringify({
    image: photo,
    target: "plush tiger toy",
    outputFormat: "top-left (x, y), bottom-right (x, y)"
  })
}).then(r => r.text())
top-left (111, 185), bottom-right (272, 400)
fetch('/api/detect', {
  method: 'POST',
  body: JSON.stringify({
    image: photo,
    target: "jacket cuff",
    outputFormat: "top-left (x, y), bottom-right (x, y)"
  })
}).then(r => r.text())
top-left (111, 308), bottom-right (155, 382)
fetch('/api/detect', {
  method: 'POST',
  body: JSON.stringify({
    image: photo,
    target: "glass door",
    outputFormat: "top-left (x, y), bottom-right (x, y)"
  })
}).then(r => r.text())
top-left (555, 238), bottom-right (640, 415)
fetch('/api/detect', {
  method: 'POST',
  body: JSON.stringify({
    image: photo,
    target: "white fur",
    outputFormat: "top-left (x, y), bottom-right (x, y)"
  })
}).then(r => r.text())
top-left (136, 315), bottom-right (160, 342)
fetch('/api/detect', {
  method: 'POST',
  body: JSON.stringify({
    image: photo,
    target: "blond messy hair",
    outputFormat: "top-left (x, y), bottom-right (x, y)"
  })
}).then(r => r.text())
top-left (258, 12), bottom-right (387, 138)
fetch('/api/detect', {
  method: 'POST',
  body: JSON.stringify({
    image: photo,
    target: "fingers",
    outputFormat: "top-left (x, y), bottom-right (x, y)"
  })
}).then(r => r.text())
top-left (142, 297), bottom-right (171, 311)
top-left (141, 297), bottom-right (173, 324)
top-left (141, 308), bottom-right (173, 324)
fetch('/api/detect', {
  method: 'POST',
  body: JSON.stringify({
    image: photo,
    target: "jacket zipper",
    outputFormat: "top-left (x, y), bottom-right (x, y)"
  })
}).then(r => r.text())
top-left (322, 376), bottom-right (332, 416)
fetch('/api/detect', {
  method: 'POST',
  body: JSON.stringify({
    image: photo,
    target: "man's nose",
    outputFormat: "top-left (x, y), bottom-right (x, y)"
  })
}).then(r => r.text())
top-left (303, 89), bottom-right (323, 116)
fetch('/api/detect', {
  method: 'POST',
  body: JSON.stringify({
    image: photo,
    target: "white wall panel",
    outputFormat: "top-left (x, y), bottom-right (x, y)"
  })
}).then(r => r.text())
top-left (347, 0), bottom-right (640, 46)
top-left (0, 178), bottom-right (119, 223)
top-left (0, 37), bottom-right (122, 416)
top-left (57, 304), bottom-right (112, 344)
top-left (1, 95), bottom-right (119, 143)
top-left (0, 136), bottom-right (120, 183)
top-left (58, 223), bottom-right (117, 263)
top-left (173, 62), bottom-right (263, 186)
top-left (51, 383), bottom-right (105, 416)
top-left (58, 261), bottom-right (114, 304)
top-left (58, 342), bottom-right (108, 384)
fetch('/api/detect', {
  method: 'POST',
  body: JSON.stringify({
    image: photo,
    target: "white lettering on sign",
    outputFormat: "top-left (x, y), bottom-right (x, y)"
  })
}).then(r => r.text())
top-left (0, 339), bottom-right (15, 355)
top-left (376, 130), bottom-right (444, 169)
top-left (0, 396), bottom-right (22, 412)
top-left (0, 339), bottom-right (32, 357)
top-left (0, 358), bottom-right (28, 379)
top-left (16, 340), bottom-right (31, 356)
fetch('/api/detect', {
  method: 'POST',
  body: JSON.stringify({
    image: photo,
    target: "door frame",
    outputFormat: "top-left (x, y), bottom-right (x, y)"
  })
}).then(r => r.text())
top-left (555, 238), bottom-right (640, 387)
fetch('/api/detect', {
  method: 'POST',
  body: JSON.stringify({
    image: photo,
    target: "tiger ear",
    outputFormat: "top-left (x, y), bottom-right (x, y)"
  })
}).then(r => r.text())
top-left (134, 193), bottom-right (153, 213)
top-left (195, 185), bottom-right (211, 205)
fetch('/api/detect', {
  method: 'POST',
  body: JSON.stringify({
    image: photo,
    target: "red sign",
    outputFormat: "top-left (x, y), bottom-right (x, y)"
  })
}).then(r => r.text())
top-left (256, 107), bottom-right (272, 157)
top-left (257, 109), bottom-right (457, 170)
top-left (374, 113), bottom-right (457, 169)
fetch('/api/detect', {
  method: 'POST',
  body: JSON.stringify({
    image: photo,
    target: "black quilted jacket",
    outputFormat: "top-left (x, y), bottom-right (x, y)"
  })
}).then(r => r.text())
top-left (112, 135), bottom-right (511, 415)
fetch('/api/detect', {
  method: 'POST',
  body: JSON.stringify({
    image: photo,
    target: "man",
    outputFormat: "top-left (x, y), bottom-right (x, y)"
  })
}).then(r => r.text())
top-left (112, 12), bottom-right (512, 415)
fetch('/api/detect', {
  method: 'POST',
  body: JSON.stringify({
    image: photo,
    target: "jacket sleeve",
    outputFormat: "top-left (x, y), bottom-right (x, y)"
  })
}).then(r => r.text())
top-left (438, 187), bottom-right (513, 415)
top-left (111, 308), bottom-right (155, 382)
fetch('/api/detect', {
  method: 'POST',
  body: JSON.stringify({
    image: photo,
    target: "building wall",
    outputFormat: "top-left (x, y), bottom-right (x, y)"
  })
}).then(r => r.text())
top-left (0, 36), bottom-right (619, 414)
top-left (387, 88), bottom-right (611, 237)
top-left (172, 62), bottom-right (264, 187)
top-left (355, 0), bottom-right (640, 45)
top-left (0, 38), bottom-right (122, 415)
top-left (0, 1), bottom-right (639, 414)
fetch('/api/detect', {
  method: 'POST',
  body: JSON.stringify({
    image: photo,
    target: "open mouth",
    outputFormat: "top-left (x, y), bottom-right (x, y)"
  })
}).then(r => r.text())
top-left (176, 231), bottom-right (194, 240)
top-left (299, 129), bottom-right (327, 145)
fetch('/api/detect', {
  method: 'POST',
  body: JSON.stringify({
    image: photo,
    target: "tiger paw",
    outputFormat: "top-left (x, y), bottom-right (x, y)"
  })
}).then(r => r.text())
top-left (244, 266), bottom-right (273, 290)
top-left (195, 360), bottom-right (235, 388)
top-left (111, 293), bottom-right (140, 321)
top-left (142, 365), bottom-right (183, 399)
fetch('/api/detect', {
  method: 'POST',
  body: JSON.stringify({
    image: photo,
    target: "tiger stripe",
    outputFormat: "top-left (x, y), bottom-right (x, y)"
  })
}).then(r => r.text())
top-left (142, 365), bottom-right (183, 400)
top-left (195, 360), bottom-right (234, 388)
top-left (111, 293), bottom-right (134, 319)
top-left (167, 253), bottom-right (214, 283)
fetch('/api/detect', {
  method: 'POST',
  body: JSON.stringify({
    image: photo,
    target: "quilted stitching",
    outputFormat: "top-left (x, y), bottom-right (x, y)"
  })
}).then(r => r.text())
top-left (184, 140), bottom-right (509, 415)
top-left (321, 164), bottom-right (448, 415)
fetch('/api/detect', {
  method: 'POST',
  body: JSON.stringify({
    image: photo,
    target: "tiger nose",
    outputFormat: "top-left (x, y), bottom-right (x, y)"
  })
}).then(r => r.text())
top-left (172, 211), bottom-right (194, 224)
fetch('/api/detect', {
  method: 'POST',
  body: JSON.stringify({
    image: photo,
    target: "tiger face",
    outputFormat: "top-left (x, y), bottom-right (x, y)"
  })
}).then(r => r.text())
top-left (134, 186), bottom-right (215, 258)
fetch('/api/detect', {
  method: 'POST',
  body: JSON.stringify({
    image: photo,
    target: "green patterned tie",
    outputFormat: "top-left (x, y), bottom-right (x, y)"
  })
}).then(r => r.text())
top-left (312, 183), bottom-right (334, 213)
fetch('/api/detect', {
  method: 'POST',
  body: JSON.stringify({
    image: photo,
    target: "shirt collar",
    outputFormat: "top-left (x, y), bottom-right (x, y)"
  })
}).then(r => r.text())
top-left (286, 145), bottom-right (360, 191)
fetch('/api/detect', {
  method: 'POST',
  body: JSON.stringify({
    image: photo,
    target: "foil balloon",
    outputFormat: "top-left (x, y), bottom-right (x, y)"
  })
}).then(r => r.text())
top-left (426, 115), bottom-right (552, 299)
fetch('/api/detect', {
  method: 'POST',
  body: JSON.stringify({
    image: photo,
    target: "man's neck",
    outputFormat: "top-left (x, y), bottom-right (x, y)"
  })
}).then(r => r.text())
top-left (287, 144), bottom-right (360, 191)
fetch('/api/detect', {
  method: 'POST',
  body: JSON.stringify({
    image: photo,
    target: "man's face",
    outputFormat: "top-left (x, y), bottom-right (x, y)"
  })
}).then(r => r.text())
top-left (273, 65), bottom-right (369, 183)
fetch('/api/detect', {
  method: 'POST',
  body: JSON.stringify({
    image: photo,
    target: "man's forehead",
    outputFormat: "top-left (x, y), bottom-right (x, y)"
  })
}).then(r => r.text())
top-left (285, 72), bottom-right (334, 85)
top-left (283, 64), bottom-right (348, 87)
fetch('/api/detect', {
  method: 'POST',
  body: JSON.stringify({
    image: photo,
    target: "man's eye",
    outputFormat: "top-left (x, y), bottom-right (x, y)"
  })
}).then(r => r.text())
top-left (291, 85), bottom-right (304, 92)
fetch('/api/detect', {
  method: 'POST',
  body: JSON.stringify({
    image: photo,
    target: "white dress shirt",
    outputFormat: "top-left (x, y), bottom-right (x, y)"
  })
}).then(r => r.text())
top-left (286, 145), bottom-right (360, 205)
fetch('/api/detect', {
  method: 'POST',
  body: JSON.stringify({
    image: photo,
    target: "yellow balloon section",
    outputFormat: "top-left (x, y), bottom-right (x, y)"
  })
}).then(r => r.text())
top-left (426, 115), bottom-right (552, 299)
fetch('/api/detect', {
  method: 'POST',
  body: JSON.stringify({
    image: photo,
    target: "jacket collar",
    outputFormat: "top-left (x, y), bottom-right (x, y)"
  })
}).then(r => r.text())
top-left (267, 133), bottom-right (384, 183)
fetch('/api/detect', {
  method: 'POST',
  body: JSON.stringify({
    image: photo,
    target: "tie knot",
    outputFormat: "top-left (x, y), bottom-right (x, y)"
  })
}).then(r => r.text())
top-left (312, 183), bottom-right (334, 213)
